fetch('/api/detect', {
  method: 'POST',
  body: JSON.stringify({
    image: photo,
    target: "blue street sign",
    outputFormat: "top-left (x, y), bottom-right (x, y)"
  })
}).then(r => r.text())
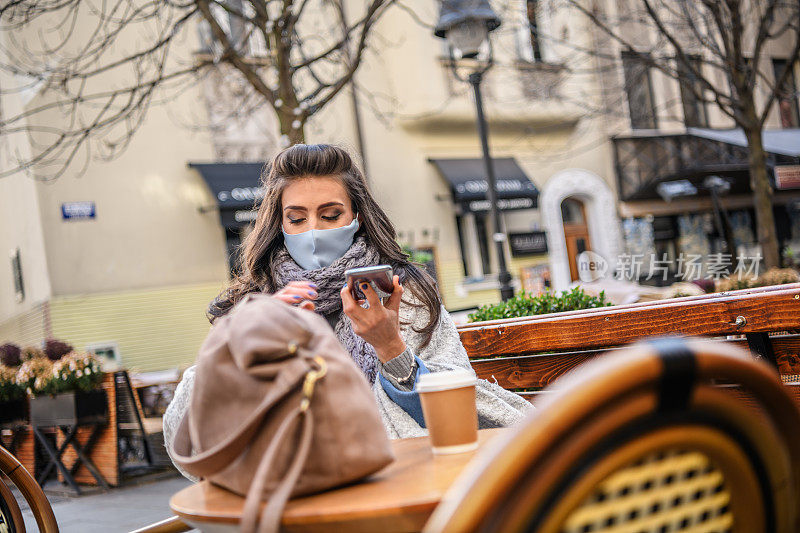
top-left (61, 201), bottom-right (96, 220)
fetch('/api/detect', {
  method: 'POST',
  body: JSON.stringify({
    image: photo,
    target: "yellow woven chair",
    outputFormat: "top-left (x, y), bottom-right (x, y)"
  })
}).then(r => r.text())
top-left (0, 444), bottom-right (58, 532)
top-left (425, 337), bottom-right (800, 533)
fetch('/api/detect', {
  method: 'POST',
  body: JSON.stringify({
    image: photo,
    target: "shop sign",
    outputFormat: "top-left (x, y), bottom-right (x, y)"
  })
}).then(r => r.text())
top-left (217, 186), bottom-right (264, 204)
top-left (467, 197), bottom-right (535, 212)
top-left (234, 210), bottom-right (258, 223)
top-left (220, 208), bottom-right (258, 227)
top-left (456, 179), bottom-right (528, 194)
top-left (61, 201), bottom-right (96, 220)
top-left (776, 166), bottom-right (800, 190)
top-left (509, 231), bottom-right (548, 256)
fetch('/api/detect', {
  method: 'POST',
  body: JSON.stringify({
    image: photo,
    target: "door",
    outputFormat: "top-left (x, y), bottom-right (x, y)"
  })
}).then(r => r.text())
top-left (562, 198), bottom-right (592, 282)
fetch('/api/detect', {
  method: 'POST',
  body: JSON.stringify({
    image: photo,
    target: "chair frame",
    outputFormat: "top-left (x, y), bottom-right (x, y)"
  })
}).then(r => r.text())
top-left (0, 444), bottom-right (59, 532)
top-left (425, 337), bottom-right (800, 533)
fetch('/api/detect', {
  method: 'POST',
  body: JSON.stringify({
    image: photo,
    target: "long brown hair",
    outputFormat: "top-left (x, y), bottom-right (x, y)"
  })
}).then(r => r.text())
top-left (208, 144), bottom-right (442, 348)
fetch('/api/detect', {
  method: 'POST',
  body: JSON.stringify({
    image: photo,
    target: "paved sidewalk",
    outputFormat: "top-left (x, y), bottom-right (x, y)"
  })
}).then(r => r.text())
top-left (20, 474), bottom-right (194, 532)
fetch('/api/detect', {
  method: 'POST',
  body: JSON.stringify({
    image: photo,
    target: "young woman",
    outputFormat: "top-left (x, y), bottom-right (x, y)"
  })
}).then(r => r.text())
top-left (163, 144), bottom-right (529, 454)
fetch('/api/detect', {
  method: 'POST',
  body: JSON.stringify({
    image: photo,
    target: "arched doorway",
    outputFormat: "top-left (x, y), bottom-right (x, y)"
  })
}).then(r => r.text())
top-left (562, 197), bottom-right (592, 281)
top-left (540, 169), bottom-right (623, 290)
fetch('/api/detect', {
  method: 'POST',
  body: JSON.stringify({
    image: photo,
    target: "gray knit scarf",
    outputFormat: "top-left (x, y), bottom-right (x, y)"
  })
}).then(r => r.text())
top-left (270, 237), bottom-right (382, 384)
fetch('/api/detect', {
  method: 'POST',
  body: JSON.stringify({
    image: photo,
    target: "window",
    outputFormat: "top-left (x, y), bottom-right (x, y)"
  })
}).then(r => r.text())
top-left (10, 248), bottom-right (23, 303)
top-left (772, 58), bottom-right (799, 129)
top-left (679, 56), bottom-right (708, 128)
top-left (455, 213), bottom-right (492, 278)
top-left (455, 215), bottom-right (469, 276)
top-left (225, 227), bottom-right (243, 277)
top-left (474, 214), bottom-right (492, 276)
top-left (86, 342), bottom-right (120, 363)
top-left (517, 0), bottom-right (543, 62)
top-left (622, 52), bottom-right (658, 129)
top-left (227, 0), bottom-right (248, 53)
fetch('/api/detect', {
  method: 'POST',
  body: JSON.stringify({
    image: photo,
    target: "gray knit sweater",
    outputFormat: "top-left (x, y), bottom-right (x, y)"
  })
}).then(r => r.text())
top-left (163, 298), bottom-right (532, 477)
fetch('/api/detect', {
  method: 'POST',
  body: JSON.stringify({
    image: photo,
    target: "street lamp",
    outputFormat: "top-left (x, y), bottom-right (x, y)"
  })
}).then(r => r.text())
top-left (703, 175), bottom-right (736, 256)
top-left (434, 0), bottom-right (514, 301)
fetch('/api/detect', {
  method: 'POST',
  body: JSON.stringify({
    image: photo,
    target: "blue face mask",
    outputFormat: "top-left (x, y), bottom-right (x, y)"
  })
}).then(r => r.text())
top-left (282, 215), bottom-right (360, 270)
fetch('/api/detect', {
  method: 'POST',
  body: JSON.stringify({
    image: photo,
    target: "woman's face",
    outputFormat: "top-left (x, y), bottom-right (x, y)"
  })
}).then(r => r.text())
top-left (281, 176), bottom-right (356, 234)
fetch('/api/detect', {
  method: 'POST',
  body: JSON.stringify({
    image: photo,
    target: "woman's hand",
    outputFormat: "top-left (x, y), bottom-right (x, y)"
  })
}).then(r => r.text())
top-left (274, 281), bottom-right (318, 311)
top-left (341, 275), bottom-right (406, 363)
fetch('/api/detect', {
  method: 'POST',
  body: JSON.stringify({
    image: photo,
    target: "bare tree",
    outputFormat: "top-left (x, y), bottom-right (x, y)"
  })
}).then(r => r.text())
top-left (0, 0), bottom-right (397, 181)
top-left (563, 0), bottom-right (800, 268)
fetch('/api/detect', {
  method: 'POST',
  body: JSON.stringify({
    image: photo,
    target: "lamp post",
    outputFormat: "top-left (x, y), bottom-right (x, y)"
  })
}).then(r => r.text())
top-left (703, 175), bottom-right (736, 256)
top-left (434, 0), bottom-right (514, 301)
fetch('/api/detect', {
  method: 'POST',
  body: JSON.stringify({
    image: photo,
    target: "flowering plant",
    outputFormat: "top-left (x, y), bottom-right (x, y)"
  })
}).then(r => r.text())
top-left (17, 352), bottom-right (104, 396)
top-left (21, 346), bottom-right (46, 362)
top-left (16, 357), bottom-right (58, 396)
top-left (0, 364), bottom-right (25, 402)
top-left (0, 343), bottom-right (21, 367)
top-left (43, 339), bottom-right (73, 361)
top-left (51, 352), bottom-right (104, 393)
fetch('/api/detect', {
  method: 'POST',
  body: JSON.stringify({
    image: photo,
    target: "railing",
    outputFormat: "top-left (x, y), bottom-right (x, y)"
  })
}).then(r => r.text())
top-left (612, 132), bottom-right (799, 201)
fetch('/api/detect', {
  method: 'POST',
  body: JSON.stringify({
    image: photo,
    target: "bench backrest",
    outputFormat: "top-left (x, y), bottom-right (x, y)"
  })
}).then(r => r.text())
top-left (458, 283), bottom-right (800, 400)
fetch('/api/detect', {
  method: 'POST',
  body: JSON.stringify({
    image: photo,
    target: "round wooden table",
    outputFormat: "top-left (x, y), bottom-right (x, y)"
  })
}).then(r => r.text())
top-left (170, 428), bottom-right (506, 532)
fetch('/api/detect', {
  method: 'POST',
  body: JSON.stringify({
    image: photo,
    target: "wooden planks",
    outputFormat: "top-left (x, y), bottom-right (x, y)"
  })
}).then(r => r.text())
top-left (470, 335), bottom-right (800, 391)
top-left (459, 286), bottom-right (800, 359)
top-left (471, 350), bottom-right (602, 390)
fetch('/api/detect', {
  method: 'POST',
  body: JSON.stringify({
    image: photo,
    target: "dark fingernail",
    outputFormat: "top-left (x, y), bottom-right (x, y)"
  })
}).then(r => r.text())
top-left (360, 282), bottom-right (369, 290)
top-left (309, 283), bottom-right (318, 289)
top-left (308, 291), bottom-right (316, 297)
top-left (293, 295), bottom-right (302, 300)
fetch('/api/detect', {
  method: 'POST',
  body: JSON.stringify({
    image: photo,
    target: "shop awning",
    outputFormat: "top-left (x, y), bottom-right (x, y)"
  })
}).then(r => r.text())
top-left (612, 128), bottom-right (800, 201)
top-left (429, 157), bottom-right (539, 212)
top-left (189, 162), bottom-right (265, 227)
top-left (687, 128), bottom-right (800, 157)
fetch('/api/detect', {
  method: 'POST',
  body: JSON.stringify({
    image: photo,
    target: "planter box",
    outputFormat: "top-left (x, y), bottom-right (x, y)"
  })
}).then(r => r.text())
top-left (0, 398), bottom-right (27, 425)
top-left (56, 374), bottom-right (120, 486)
top-left (29, 389), bottom-right (108, 427)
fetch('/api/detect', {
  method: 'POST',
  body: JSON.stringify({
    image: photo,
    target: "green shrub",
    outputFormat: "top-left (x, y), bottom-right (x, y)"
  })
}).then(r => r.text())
top-left (468, 286), bottom-right (613, 323)
top-left (401, 244), bottom-right (433, 265)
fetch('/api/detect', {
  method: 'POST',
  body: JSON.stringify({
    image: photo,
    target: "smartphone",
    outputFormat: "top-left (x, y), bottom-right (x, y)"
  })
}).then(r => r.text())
top-left (345, 265), bottom-right (394, 301)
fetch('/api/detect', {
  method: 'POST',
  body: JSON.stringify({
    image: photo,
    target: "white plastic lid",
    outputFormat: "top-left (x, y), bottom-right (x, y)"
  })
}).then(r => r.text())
top-left (416, 369), bottom-right (477, 393)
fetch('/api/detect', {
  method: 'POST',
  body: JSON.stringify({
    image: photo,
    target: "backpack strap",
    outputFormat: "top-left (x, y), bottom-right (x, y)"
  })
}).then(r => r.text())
top-left (240, 407), bottom-right (314, 533)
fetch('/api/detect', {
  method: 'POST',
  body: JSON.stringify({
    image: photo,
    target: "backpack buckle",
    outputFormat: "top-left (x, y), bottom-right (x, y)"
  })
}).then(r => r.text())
top-left (300, 356), bottom-right (328, 412)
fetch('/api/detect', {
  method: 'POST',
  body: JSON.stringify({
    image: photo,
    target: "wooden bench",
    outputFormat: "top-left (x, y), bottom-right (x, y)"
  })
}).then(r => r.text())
top-left (458, 283), bottom-right (800, 405)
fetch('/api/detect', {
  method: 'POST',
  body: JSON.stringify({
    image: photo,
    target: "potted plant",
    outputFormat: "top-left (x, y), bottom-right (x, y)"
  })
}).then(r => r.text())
top-left (23, 350), bottom-right (107, 427)
top-left (0, 343), bottom-right (26, 424)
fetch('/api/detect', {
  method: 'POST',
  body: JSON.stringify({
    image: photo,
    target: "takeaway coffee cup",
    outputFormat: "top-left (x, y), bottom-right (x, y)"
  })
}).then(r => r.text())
top-left (416, 370), bottom-right (479, 455)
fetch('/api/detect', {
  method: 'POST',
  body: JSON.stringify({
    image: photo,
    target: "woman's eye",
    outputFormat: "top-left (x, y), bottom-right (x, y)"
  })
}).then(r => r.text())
top-left (322, 213), bottom-right (342, 221)
top-left (288, 218), bottom-right (305, 224)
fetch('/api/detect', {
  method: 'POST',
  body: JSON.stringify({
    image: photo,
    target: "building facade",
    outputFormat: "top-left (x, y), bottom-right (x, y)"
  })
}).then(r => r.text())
top-left (591, 0), bottom-right (800, 283)
top-left (14, 0), bottom-right (776, 370)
